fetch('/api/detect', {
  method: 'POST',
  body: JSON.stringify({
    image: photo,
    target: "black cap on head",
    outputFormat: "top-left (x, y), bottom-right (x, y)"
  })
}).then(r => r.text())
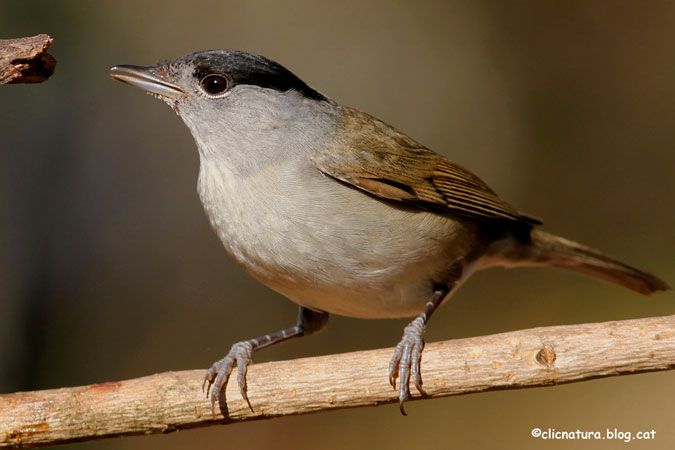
top-left (179, 50), bottom-right (329, 102)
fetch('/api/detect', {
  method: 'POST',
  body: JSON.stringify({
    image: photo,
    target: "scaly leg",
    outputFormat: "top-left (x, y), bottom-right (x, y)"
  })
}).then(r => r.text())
top-left (388, 286), bottom-right (450, 415)
top-left (203, 306), bottom-right (329, 416)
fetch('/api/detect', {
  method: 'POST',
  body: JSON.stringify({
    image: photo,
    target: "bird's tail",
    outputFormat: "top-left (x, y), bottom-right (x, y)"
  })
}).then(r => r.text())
top-left (506, 229), bottom-right (669, 295)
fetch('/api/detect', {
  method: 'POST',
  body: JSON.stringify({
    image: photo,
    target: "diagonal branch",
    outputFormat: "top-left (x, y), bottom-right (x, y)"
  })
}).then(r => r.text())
top-left (1, 314), bottom-right (674, 448)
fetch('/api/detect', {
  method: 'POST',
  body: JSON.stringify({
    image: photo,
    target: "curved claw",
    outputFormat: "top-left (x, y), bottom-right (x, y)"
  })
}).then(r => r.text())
top-left (411, 338), bottom-right (426, 395)
top-left (236, 357), bottom-right (254, 412)
top-left (389, 317), bottom-right (426, 415)
top-left (399, 398), bottom-right (408, 416)
top-left (203, 341), bottom-right (254, 417)
top-left (203, 362), bottom-right (219, 399)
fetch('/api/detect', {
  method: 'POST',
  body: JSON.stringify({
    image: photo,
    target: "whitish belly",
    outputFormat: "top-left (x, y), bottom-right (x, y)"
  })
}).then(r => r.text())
top-left (198, 160), bottom-right (476, 318)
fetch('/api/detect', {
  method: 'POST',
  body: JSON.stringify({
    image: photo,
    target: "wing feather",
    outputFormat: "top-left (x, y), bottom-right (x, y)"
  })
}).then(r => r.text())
top-left (311, 107), bottom-right (541, 226)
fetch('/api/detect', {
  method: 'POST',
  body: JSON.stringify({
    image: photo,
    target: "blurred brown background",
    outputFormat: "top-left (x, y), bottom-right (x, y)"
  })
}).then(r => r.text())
top-left (1, 1), bottom-right (673, 448)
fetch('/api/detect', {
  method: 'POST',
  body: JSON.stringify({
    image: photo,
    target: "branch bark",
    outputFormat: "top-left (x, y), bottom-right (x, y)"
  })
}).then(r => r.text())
top-left (0, 35), bottom-right (55, 84)
top-left (1, 314), bottom-right (673, 448)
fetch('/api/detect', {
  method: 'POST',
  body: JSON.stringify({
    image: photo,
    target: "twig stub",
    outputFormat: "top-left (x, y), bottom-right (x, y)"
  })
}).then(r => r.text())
top-left (0, 34), bottom-right (56, 84)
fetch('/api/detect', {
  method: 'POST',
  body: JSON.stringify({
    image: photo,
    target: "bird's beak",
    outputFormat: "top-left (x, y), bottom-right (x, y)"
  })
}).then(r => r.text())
top-left (110, 65), bottom-right (185, 98)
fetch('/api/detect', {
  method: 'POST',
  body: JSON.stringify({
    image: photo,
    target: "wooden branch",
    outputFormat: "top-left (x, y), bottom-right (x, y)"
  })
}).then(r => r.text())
top-left (0, 35), bottom-right (55, 84)
top-left (1, 314), bottom-right (673, 448)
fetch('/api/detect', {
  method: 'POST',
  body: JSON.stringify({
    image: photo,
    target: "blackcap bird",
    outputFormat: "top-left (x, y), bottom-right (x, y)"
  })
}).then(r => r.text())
top-left (110, 50), bottom-right (669, 415)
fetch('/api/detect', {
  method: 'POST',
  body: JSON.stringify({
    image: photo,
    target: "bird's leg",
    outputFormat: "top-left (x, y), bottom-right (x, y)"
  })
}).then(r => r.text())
top-left (388, 286), bottom-right (450, 415)
top-left (203, 306), bottom-right (329, 416)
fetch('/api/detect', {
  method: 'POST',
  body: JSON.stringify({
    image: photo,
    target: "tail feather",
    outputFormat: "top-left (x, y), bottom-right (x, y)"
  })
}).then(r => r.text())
top-left (523, 230), bottom-right (669, 295)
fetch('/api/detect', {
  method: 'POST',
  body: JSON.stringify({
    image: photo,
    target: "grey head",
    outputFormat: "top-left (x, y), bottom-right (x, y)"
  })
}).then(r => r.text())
top-left (110, 50), bottom-right (339, 175)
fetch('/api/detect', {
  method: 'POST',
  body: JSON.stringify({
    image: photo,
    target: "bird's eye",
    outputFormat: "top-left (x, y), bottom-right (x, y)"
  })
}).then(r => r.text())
top-left (200, 75), bottom-right (229, 96)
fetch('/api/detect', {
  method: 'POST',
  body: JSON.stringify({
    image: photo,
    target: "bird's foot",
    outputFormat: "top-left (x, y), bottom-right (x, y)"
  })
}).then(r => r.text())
top-left (203, 340), bottom-right (254, 417)
top-left (388, 316), bottom-right (426, 415)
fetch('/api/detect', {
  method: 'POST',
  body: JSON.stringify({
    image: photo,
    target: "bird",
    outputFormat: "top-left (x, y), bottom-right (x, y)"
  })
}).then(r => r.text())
top-left (109, 50), bottom-right (669, 415)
